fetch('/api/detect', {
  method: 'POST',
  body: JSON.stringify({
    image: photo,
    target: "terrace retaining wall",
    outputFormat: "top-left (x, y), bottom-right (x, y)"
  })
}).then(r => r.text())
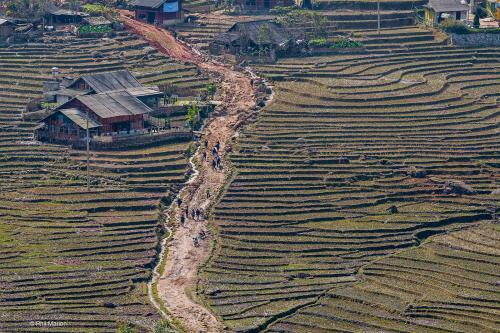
top-left (450, 32), bottom-right (500, 47)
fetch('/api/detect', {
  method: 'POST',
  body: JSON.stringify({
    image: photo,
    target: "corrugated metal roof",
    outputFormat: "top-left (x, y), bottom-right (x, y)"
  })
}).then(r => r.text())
top-left (425, 0), bottom-right (469, 12)
top-left (45, 4), bottom-right (87, 17)
top-left (75, 70), bottom-right (143, 94)
top-left (0, 18), bottom-right (14, 26)
top-left (77, 91), bottom-right (153, 118)
top-left (130, 0), bottom-right (166, 8)
top-left (61, 108), bottom-right (102, 129)
top-left (56, 88), bottom-right (90, 97)
top-left (121, 87), bottom-right (163, 97)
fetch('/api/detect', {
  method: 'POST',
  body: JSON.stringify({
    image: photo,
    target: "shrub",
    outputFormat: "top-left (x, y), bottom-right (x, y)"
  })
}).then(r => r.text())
top-left (78, 25), bottom-right (113, 35)
top-left (40, 101), bottom-right (57, 110)
top-left (439, 19), bottom-right (469, 34)
top-left (187, 103), bottom-right (200, 128)
top-left (116, 323), bottom-right (137, 333)
top-left (308, 38), bottom-right (328, 47)
top-left (269, 6), bottom-right (298, 15)
top-left (83, 3), bottom-right (112, 16)
top-left (206, 83), bottom-right (217, 98)
top-left (329, 38), bottom-right (364, 48)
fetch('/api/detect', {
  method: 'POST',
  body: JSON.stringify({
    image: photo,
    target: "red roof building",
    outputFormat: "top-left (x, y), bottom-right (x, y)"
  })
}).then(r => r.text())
top-left (131, 0), bottom-right (183, 25)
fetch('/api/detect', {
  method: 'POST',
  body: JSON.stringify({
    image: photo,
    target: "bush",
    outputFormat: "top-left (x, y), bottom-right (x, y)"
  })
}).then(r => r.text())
top-left (78, 25), bottom-right (113, 35)
top-left (329, 38), bottom-right (364, 48)
top-left (116, 324), bottom-right (137, 333)
top-left (206, 83), bottom-right (217, 98)
top-left (308, 38), bottom-right (328, 47)
top-left (269, 6), bottom-right (298, 15)
top-left (83, 3), bottom-right (112, 16)
top-left (439, 19), bottom-right (469, 34)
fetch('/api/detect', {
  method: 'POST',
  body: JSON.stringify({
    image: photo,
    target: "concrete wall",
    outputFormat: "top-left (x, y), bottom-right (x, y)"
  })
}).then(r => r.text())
top-left (450, 32), bottom-right (500, 47)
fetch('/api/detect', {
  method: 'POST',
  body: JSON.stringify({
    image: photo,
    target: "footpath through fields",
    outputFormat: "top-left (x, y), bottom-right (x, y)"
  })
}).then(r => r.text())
top-left (120, 11), bottom-right (259, 332)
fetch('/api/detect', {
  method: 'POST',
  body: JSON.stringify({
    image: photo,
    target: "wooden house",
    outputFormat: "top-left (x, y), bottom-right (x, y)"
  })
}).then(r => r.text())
top-left (210, 20), bottom-right (290, 58)
top-left (46, 70), bottom-right (163, 109)
top-left (37, 91), bottom-right (153, 143)
top-left (424, 0), bottom-right (469, 26)
top-left (0, 18), bottom-right (15, 39)
top-left (37, 70), bottom-right (166, 144)
top-left (44, 5), bottom-right (88, 25)
top-left (131, 0), bottom-right (183, 25)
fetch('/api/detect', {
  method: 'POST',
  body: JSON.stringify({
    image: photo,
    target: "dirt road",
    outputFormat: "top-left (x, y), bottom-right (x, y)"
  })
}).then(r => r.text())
top-left (120, 12), bottom-right (260, 333)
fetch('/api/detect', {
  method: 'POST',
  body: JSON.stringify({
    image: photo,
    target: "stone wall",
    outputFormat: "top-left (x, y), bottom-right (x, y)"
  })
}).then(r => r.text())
top-left (450, 32), bottom-right (500, 47)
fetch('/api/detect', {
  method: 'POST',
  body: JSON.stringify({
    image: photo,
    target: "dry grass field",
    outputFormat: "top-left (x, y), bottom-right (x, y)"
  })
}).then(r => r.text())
top-left (199, 48), bottom-right (500, 331)
top-left (0, 32), bottom-right (207, 332)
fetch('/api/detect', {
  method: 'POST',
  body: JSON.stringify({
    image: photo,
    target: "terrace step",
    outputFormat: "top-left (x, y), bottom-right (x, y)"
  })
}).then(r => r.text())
top-left (316, 0), bottom-right (427, 11)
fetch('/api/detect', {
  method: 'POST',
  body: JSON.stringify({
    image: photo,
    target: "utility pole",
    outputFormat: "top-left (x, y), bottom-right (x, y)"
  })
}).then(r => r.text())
top-left (377, 0), bottom-right (381, 36)
top-left (86, 109), bottom-right (90, 192)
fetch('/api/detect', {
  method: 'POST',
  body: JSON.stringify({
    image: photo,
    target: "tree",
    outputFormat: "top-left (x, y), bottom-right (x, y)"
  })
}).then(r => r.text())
top-left (186, 103), bottom-right (200, 129)
top-left (257, 23), bottom-right (270, 56)
top-left (206, 83), bottom-right (217, 99)
top-left (5, 0), bottom-right (52, 19)
top-left (276, 10), bottom-right (331, 40)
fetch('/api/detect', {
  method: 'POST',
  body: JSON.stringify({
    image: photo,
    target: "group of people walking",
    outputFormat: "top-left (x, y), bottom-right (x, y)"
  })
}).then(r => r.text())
top-left (177, 137), bottom-right (225, 247)
top-left (202, 139), bottom-right (223, 172)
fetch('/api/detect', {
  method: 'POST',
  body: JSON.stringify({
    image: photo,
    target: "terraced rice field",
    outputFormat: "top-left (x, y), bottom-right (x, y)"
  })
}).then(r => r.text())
top-left (0, 33), bottom-right (207, 332)
top-left (200, 48), bottom-right (500, 331)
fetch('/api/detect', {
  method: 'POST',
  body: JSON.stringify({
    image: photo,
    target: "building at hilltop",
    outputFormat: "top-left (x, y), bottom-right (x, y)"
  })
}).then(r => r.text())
top-left (424, 0), bottom-right (469, 26)
top-left (131, 0), bottom-right (183, 25)
top-left (44, 4), bottom-right (88, 25)
top-left (37, 70), bottom-right (167, 145)
top-left (210, 20), bottom-right (293, 60)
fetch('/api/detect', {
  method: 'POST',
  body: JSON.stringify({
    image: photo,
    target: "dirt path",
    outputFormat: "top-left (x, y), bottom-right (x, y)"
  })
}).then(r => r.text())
top-left (120, 12), bottom-right (261, 333)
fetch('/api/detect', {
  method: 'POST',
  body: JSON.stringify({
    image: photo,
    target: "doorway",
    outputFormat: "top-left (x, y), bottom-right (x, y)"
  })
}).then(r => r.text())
top-left (147, 12), bottom-right (156, 24)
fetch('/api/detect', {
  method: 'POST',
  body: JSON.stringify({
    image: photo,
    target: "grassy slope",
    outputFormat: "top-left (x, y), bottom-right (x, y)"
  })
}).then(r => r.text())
top-left (0, 33), bottom-right (207, 332)
top-left (200, 47), bottom-right (500, 331)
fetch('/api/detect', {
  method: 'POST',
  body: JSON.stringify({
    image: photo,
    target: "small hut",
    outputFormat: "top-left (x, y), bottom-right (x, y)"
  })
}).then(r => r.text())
top-left (424, 0), bottom-right (469, 26)
top-left (45, 4), bottom-right (88, 25)
top-left (210, 20), bottom-right (290, 59)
